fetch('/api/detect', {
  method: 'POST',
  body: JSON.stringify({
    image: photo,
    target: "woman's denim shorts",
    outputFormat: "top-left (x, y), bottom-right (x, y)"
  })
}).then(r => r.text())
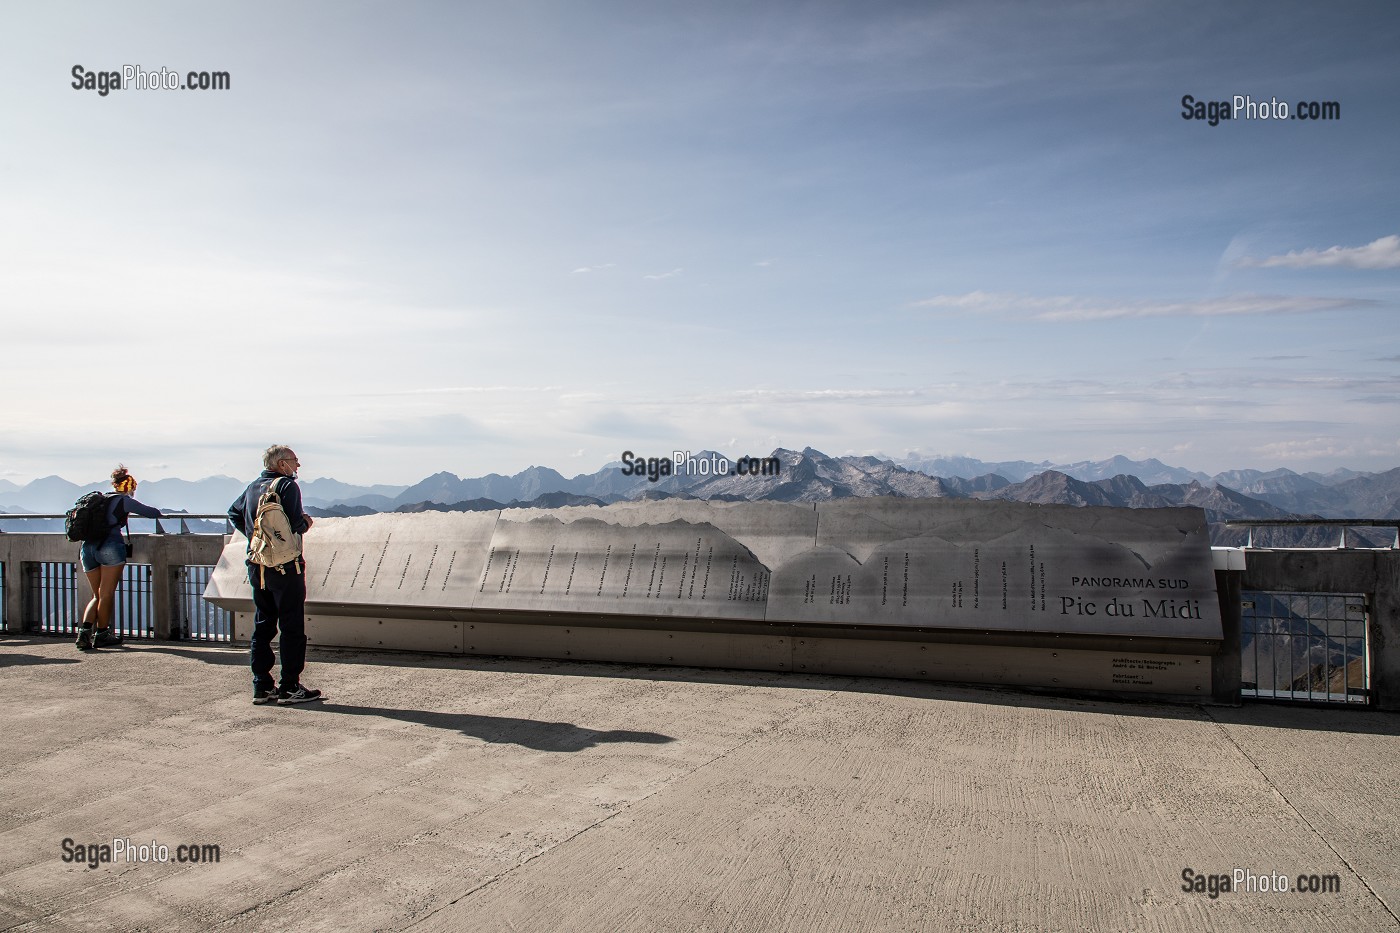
top-left (79, 537), bottom-right (127, 571)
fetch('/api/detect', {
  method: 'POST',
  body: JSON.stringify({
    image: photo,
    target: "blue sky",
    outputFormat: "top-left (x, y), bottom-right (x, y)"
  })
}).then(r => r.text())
top-left (2, 0), bottom-right (1397, 484)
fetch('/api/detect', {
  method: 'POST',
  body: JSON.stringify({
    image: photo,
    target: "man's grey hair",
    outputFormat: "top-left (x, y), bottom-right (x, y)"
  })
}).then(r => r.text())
top-left (263, 445), bottom-right (296, 471)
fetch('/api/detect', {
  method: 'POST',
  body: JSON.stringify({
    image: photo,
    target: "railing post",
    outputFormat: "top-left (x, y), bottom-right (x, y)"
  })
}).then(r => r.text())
top-left (148, 537), bottom-right (174, 639)
top-left (1, 557), bottom-right (22, 633)
top-left (76, 562), bottom-right (93, 629)
top-left (1212, 568), bottom-right (1243, 705)
top-left (170, 565), bottom-right (188, 639)
top-left (21, 562), bottom-right (41, 633)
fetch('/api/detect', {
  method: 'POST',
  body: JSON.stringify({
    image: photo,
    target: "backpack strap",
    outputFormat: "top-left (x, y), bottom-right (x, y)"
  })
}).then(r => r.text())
top-left (105, 492), bottom-right (131, 548)
top-left (119, 499), bottom-right (131, 554)
top-left (103, 491), bottom-right (127, 526)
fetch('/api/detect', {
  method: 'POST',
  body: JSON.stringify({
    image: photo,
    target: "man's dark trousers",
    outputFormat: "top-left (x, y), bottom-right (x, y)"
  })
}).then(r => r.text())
top-left (248, 561), bottom-right (306, 691)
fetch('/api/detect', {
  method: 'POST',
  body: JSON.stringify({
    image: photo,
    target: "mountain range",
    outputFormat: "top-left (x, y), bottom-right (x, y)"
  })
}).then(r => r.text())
top-left (4, 451), bottom-right (1398, 536)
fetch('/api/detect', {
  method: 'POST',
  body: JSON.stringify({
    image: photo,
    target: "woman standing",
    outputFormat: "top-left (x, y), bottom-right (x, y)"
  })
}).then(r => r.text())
top-left (76, 465), bottom-right (164, 650)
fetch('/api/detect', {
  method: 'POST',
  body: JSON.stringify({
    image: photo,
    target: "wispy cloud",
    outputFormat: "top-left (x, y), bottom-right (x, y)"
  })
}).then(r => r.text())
top-left (580, 410), bottom-right (680, 439)
top-left (351, 412), bottom-right (506, 446)
top-left (352, 385), bottom-right (564, 397)
top-left (727, 388), bottom-right (922, 404)
top-left (911, 291), bottom-right (1377, 321)
top-left (1252, 438), bottom-right (1360, 463)
top-left (1235, 234), bottom-right (1400, 270)
top-left (644, 268), bottom-right (683, 280)
top-left (571, 263), bottom-right (616, 274)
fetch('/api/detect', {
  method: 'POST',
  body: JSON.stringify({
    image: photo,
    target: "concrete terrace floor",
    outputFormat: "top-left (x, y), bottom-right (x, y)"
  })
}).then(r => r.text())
top-left (1, 635), bottom-right (1398, 933)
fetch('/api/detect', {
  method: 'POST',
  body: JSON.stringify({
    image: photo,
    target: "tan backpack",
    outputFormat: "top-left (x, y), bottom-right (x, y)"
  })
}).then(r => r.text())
top-left (248, 477), bottom-right (302, 583)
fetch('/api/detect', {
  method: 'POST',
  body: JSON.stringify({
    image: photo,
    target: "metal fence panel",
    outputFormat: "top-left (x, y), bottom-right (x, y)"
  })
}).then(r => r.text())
top-left (111, 565), bottom-right (153, 639)
top-left (175, 564), bottom-right (232, 642)
top-left (1241, 590), bottom-right (1370, 704)
top-left (26, 561), bottom-right (79, 635)
top-left (22, 561), bottom-right (154, 639)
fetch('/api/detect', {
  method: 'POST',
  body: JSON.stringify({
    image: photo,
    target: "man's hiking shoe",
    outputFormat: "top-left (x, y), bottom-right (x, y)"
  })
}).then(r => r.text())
top-left (252, 688), bottom-right (279, 705)
top-left (75, 626), bottom-right (94, 651)
top-left (277, 684), bottom-right (323, 704)
top-left (91, 629), bottom-right (124, 648)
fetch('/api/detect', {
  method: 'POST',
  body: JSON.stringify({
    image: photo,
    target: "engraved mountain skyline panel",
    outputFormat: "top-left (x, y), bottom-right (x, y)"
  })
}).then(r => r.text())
top-left (471, 516), bottom-right (772, 619)
top-left (768, 520), bottom-right (1220, 638)
top-left (207, 499), bottom-right (1220, 639)
top-left (303, 512), bottom-right (499, 608)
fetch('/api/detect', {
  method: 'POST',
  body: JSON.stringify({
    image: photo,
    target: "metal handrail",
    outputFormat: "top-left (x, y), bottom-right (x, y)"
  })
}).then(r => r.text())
top-left (1222, 519), bottom-right (1400, 549)
top-left (1222, 519), bottom-right (1400, 526)
top-left (0, 513), bottom-right (232, 535)
top-left (0, 513), bottom-right (230, 520)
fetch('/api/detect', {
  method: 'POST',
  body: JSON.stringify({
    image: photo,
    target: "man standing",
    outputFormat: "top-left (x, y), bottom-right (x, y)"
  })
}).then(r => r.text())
top-left (228, 445), bottom-right (321, 705)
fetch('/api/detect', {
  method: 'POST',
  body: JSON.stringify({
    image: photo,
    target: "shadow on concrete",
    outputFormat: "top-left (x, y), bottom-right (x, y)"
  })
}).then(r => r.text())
top-left (133, 644), bottom-right (247, 666)
top-left (0, 652), bottom-right (82, 668)
top-left (1199, 702), bottom-right (1400, 736)
top-left (298, 646), bottom-right (1400, 736)
top-left (15, 633), bottom-right (1394, 737)
top-left (13, 635), bottom-right (250, 669)
top-left (7, 634), bottom-right (241, 656)
top-left (303, 702), bottom-right (676, 752)
top-left (912, 683), bottom-right (1400, 736)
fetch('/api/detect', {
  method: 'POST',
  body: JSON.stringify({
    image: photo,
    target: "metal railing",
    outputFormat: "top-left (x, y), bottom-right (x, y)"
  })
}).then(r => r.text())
top-left (1223, 519), bottom-right (1400, 549)
top-left (175, 564), bottom-right (230, 640)
top-left (18, 560), bottom-right (229, 641)
top-left (26, 560), bottom-right (81, 636)
top-left (1, 532), bottom-right (232, 643)
top-left (1241, 591), bottom-right (1370, 704)
top-left (0, 513), bottom-right (232, 535)
top-left (25, 561), bottom-right (159, 639)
